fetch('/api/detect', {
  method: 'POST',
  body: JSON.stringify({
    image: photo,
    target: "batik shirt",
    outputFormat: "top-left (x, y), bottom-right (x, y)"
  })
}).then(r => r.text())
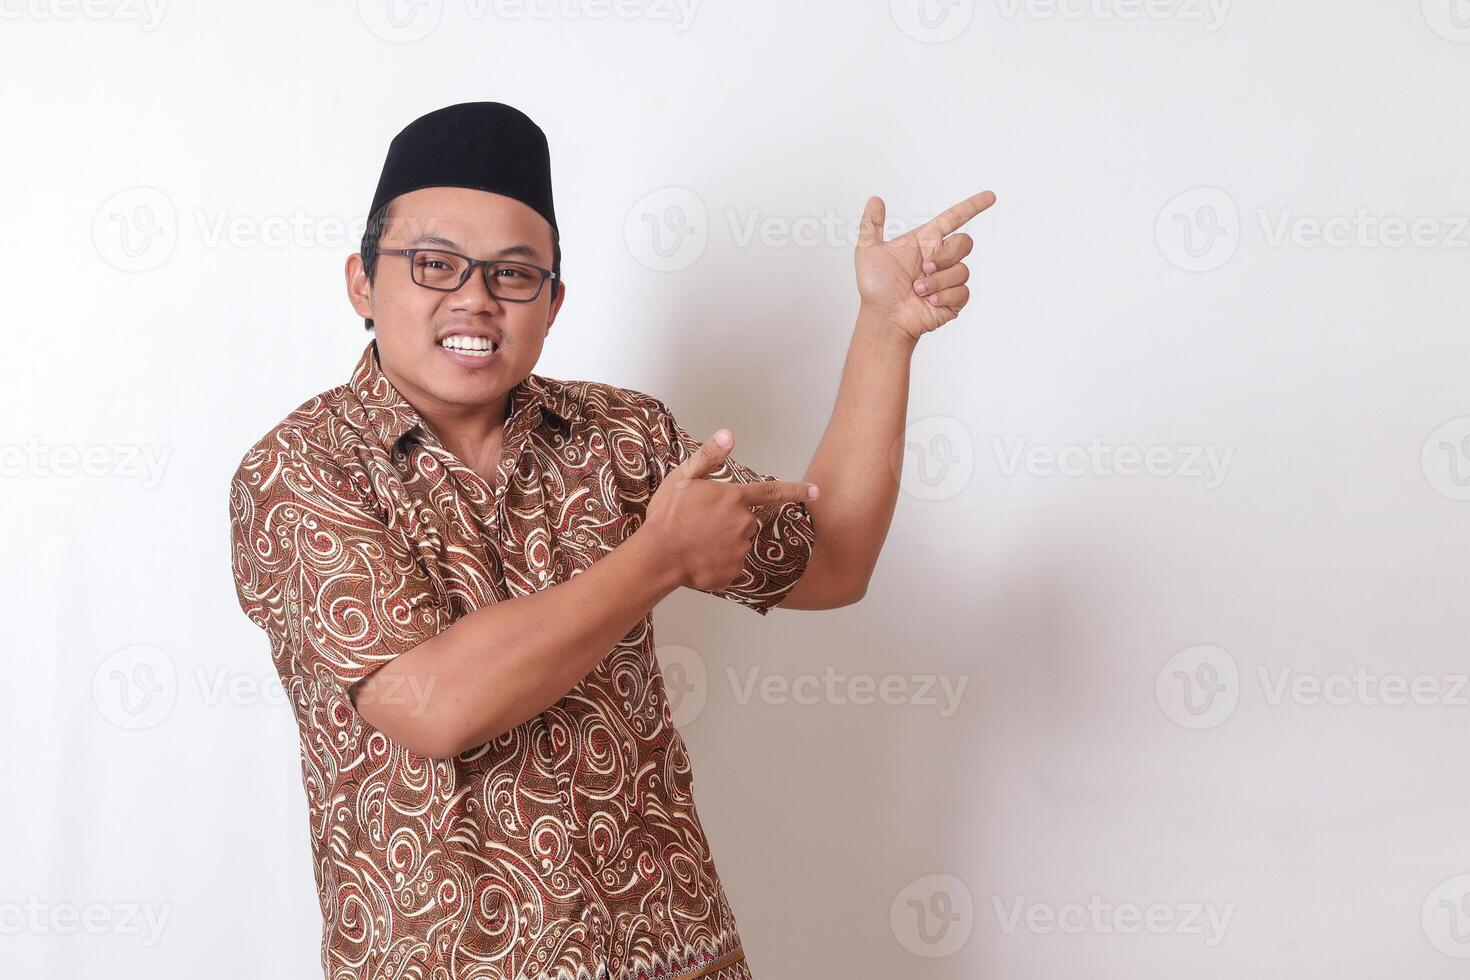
top-left (228, 339), bottom-right (815, 980)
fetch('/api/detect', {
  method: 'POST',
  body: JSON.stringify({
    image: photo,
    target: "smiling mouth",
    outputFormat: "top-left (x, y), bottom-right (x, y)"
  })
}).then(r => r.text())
top-left (438, 334), bottom-right (500, 359)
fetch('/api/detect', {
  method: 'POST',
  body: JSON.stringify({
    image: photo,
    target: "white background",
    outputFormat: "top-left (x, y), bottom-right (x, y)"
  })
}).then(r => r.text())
top-left (3, 0), bottom-right (1468, 977)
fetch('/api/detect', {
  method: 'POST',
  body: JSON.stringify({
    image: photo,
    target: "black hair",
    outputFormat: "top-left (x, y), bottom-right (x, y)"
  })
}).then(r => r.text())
top-left (359, 199), bottom-right (562, 331)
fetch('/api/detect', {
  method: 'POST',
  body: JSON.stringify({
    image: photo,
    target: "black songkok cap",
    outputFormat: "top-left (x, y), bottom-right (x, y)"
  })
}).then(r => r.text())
top-left (368, 101), bottom-right (557, 232)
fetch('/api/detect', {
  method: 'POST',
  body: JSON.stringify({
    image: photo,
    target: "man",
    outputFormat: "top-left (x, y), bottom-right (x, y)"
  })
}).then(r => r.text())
top-left (228, 101), bottom-right (993, 980)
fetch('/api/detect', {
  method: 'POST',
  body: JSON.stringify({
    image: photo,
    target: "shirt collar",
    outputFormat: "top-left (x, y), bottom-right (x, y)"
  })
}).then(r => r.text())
top-left (348, 339), bottom-right (582, 451)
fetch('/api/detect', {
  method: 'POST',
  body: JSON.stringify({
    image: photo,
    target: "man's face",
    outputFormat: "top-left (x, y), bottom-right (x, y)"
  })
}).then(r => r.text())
top-left (347, 185), bottom-right (566, 415)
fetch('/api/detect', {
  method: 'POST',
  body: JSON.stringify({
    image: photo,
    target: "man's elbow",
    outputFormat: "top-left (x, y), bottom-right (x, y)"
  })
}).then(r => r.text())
top-left (356, 700), bottom-right (456, 759)
top-left (351, 673), bottom-right (469, 761)
top-left (834, 575), bottom-right (868, 608)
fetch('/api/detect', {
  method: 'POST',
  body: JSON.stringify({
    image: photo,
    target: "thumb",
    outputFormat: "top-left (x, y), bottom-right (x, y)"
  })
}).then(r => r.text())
top-left (858, 195), bottom-right (886, 248)
top-left (674, 429), bottom-right (734, 481)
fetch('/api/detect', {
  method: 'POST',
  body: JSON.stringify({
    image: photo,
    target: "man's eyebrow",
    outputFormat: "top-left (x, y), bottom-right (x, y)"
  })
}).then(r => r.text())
top-left (409, 234), bottom-right (544, 260)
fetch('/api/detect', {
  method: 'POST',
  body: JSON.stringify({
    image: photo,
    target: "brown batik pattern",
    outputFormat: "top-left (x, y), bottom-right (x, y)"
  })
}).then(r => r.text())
top-left (228, 340), bottom-right (814, 980)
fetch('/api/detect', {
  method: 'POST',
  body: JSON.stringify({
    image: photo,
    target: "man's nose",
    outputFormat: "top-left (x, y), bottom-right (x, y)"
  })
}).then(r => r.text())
top-left (449, 265), bottom-right (502, 314)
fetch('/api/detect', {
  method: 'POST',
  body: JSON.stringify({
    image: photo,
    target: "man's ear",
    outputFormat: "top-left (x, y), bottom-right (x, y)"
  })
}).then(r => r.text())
top-left (545, 279), bottom-right (567, 335)
top-left (345, 253), bottom-right (373, 319)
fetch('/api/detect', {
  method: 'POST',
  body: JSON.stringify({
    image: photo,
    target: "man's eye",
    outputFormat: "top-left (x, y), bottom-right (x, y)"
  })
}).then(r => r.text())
top-left (497, 268), bottom-right (527, 279)
top-left (425, 260), bottom-right (451, 270)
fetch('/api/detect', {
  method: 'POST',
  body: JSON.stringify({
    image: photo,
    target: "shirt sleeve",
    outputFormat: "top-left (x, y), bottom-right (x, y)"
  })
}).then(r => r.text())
top-left (632, 392), bottom-right (816, 615)
top-left (228, 446), bottom-right (452, 705)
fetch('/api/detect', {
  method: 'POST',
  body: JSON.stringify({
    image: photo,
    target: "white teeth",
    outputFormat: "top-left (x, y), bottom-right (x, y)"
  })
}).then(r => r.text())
top-left (440, 335), bottom-right (498, 354)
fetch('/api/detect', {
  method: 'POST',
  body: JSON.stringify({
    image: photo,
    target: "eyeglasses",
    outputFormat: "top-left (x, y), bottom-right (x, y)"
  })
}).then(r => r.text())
top-left (377, 247), bottom-right (558, 303)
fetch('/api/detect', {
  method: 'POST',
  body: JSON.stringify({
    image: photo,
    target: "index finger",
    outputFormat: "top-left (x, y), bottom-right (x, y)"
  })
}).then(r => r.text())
top-left (732, 479), bottom-right (820, 508)
top-left (922, 189), bottom-right (997, 239)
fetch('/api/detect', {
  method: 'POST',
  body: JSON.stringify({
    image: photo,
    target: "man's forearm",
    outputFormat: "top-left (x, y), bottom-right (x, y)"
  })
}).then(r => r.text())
top-left (800, 304), bottom-right (918, 598)
top-left (355, 527), bottom-right (679, 758)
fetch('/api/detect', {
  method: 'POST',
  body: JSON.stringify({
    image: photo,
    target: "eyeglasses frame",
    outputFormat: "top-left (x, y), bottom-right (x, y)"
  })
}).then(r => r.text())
top-left (377, 247), bottom-right (559, 303)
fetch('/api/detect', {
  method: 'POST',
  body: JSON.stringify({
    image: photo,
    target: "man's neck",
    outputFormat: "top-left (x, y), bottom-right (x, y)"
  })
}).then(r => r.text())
top-left (381, 359), bottom-right (514, 485)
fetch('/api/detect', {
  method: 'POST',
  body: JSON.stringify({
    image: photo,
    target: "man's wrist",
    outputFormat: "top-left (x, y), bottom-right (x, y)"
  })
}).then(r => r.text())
top-left (621, 524), bottom-right (684, 602)
top-left (856, 302), bottom-right (921, 353)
